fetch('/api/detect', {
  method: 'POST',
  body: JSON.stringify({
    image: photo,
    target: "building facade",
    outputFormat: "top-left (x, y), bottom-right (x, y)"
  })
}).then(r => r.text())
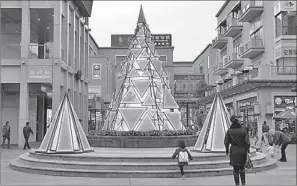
top-left (1, 0), bottom-right (94, 147)
top-left (201, 0), bottom-right (297, 139)
top-left (88, 55), bottom-right (112, 133)
top-left (171, 64), bottom-right (205, 127)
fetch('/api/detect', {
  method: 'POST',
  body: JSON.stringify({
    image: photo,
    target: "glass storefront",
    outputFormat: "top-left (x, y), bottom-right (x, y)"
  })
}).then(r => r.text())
top-left (1, 8), bottom-right (22, 59)
top-left (274, 96), bottom-right (296, 139)
top-left (29, 8), bottom-right (54, 59)
top-left (237, 97), bottom-right (258, 137)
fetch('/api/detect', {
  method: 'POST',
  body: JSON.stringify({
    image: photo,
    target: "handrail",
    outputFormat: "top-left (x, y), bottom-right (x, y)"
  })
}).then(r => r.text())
top-left (270, 66), bottom-right (297, 75)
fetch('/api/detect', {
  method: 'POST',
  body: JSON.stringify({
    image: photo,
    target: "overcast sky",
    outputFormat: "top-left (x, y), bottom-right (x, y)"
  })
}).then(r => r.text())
top-left (89, 1), bottom-right (225, 62)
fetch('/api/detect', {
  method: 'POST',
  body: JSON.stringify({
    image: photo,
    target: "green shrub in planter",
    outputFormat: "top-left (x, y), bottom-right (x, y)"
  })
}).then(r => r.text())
top-left (95, 129), bottom-right (197, 137)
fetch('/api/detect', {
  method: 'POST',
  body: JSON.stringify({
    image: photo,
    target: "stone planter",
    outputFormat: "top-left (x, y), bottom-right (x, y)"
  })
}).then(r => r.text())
top-left (87, 135), bottom-right (198, 148)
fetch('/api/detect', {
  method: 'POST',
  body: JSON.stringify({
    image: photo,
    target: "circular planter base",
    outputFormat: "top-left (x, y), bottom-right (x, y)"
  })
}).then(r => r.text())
top-left (87, 135), bottom-right (197, 148)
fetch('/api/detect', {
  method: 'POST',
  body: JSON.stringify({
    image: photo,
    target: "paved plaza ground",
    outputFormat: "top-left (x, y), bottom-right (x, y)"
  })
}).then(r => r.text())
top-left (1, 143), bottom-right (296, 185)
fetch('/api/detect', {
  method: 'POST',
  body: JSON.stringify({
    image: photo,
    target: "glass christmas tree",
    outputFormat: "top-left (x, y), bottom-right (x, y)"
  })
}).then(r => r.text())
top-left (102, 6), bottom-right (184, 131)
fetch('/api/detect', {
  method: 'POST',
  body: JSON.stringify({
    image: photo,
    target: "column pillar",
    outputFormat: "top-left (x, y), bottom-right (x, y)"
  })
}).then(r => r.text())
top-left (18, 2), bottom-right (30, 148)
top-left (52, 2), bottom-right (62, 114)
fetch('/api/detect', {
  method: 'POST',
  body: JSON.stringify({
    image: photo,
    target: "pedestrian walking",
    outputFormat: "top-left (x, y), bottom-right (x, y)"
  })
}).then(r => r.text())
top-left (261, 121), bottom-right (270, 144)
top-left (1, 121), bottom-right (11, 149)
top-left (172, 140), bottom-right (193, 180)
top-left (224, 115), bottom-right (250, 185)
top-left (23, 122), bottom-right (34, 150)
top-left (268, 129), bottom-right (290, 162)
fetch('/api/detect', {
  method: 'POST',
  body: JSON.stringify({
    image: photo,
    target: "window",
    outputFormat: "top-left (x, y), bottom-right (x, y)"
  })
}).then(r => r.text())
top-left (1, 8), bottom-right (22, 59)
top-left (29, 8), bottom-right (54, 59)
top-left (275, 11), bottom-right (297, 38)
top-left (233, 35), bottom-right (242, 57)
top-left (207, 56), bottom-right (210, 69)
top-left (250, 27), bottom-right (263, 43)
top-left (115, 56), bottom-right (126, 66)
top-left (199, 63), bottom-right (203, 74)
top-left (250, 16), bottom-right (262, 35)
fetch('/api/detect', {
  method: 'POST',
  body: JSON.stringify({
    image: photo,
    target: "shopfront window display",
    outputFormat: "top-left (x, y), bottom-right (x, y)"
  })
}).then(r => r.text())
top-left (274, 96), bottom-right (297, 143)
top-left (237, 98), bottom-right (258, 138)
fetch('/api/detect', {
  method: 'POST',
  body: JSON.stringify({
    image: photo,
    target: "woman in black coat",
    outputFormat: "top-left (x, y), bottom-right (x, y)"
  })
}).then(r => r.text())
top-left (224, 115), bottom-right (250, 185)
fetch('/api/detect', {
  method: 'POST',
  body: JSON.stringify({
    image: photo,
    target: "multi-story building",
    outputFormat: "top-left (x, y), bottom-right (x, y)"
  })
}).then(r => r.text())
top-left (192, 44), bottom-right (219, 87)
top-left (1, 0), bottom-right (94, 147)
top-left (171, 61), bottom-right (205, 127)
top-left (201, 0), bottom-right (297, 138)
top-left (88, 54), bottom-right (113, 133)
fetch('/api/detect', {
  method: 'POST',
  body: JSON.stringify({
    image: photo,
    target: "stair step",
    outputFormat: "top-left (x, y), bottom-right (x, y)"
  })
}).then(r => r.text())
top-left (10, 158), bottom-right (277, 178)
top-left (28, 149), bottom-right (257, 162)
top-left (19, 153), bottom-right (267, 170)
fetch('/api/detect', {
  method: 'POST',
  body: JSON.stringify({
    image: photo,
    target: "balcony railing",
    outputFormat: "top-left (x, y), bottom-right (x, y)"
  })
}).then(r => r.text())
top-left (224, 18), bottom-right (243, 37)
top-left (238, 68), bottom-right (259, 83)
top-left (240, 38), bottom-right (264, 56)
top-left (29, 44), bottom-right (52, 59)
top-left (212, 33), bottom-right (228, 49)
top-left (270, 66), bottom-right (297, 75)
top-left (226, 18), bottom-right (242, 30)
top-left (239, 0), bottom-right (264, 22)
top-left (224, 53), bottom-right (244, 69)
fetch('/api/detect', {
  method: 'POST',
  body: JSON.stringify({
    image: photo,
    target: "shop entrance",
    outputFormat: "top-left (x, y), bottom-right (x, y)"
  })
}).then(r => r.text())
top-left (29, 84), bottom-right (52, 142)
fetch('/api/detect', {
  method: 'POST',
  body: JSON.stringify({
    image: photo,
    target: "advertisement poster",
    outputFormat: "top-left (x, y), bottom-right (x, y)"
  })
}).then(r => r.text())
top-left (92, 64), bottom-right (101, 79)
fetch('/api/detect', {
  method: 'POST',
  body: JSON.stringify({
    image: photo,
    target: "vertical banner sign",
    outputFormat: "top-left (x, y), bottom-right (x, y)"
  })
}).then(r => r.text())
top-left (92, 64), bottom-right (101, 79)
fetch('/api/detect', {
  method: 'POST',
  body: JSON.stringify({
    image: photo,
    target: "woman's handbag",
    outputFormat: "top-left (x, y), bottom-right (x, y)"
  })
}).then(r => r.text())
top-left (245, 153), bottom-right (256, 174)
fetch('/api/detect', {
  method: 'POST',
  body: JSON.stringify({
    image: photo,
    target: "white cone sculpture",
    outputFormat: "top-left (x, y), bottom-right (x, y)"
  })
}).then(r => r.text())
top-left (36, 93), bottom-right (93, 154)
top-left (102, 5), bottom-right (184, 131)
top-left (193, 93), bottom-right (231, 153)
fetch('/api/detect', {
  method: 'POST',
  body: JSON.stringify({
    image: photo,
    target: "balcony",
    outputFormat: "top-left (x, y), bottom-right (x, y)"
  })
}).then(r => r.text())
top-left (29, 44), bottom-right (53, 59)
top-left (212, 33), bottom-right (228, 49)
top-left (239, 39), bottom-right (264, 59)
top-left (213, 62), bottom-right (228, 76)
top-left (224, 53), bottom-right (244, 69)
top-left (224, 19), bottom-right (243, 38)
top-left (238, 0), bottom-right (264, 22)
top-left (270, 66), bottom-right (297, 75)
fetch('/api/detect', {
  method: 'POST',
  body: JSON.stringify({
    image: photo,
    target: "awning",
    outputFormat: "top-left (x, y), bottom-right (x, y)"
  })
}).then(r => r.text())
top-left (273, 110), bottom-right (297, 120)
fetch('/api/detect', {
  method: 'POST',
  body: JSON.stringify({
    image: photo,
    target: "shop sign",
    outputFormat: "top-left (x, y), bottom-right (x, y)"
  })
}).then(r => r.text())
top-left (274, 1), bottom-right (296, 15)
top-left (275, 47), bottom-right (297, 59)
top-left (274, 96), bottom-right (296, 105)
top-left (238, 102), bottom-right (253, 108)
top-left (190, 75), bottom-right (204, 80)
top-left (174, 93), bottom-right (188, 98)
top-left (174, 75), bottom-right (188, 80)
top-left (92, 64), bottom-right (101, 79)
top-left (111, 34), bottom-right (172, 47)
top-left (96, 111), bottom-right (102, 121)
top-left (28, 66), bottom-right (52, 83)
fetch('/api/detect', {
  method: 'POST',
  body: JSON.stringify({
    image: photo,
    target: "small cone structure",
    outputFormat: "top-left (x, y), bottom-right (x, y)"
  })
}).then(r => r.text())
top-left (36, 93), bottom-right (93, 154)
top-left (102, 5), bottom-right (183, 131)
top-left (193, 93), bottom-right (231, 153)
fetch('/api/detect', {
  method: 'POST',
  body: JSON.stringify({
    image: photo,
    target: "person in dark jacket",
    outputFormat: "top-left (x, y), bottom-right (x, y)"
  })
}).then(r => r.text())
top-left (23, 122), bottom-right (34, 150)
top-left (261, 121), bottom-right (270, 144)
top-left (268, 129), bottom-right (290, 162)
top-left (225, 115), bottom-right (250, 185)
top-left (172, 140), bottom-right (193, 180)
top-left (2, 121), bottom-right (11, 149)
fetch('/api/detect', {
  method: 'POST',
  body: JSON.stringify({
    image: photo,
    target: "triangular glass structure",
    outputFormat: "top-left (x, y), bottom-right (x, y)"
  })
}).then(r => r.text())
top-left (135, 113), bottom-right (157, 131)
top-left (36, 93), bottom-right (93, 154)
top-left (164, 88), bottom-right (179, 109)
top-left (122, 87), bottom-right (141, 104)
top-left (132, 80), bottom-right (151, 97)
top-left (119, 108), bottom-right (146, 130)
top-left (193, 93), bottom-right (231, 153)
top-left (103, 6), bottom-right (183, 131)
top-left (143, 94), bottom-right (155, 105)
